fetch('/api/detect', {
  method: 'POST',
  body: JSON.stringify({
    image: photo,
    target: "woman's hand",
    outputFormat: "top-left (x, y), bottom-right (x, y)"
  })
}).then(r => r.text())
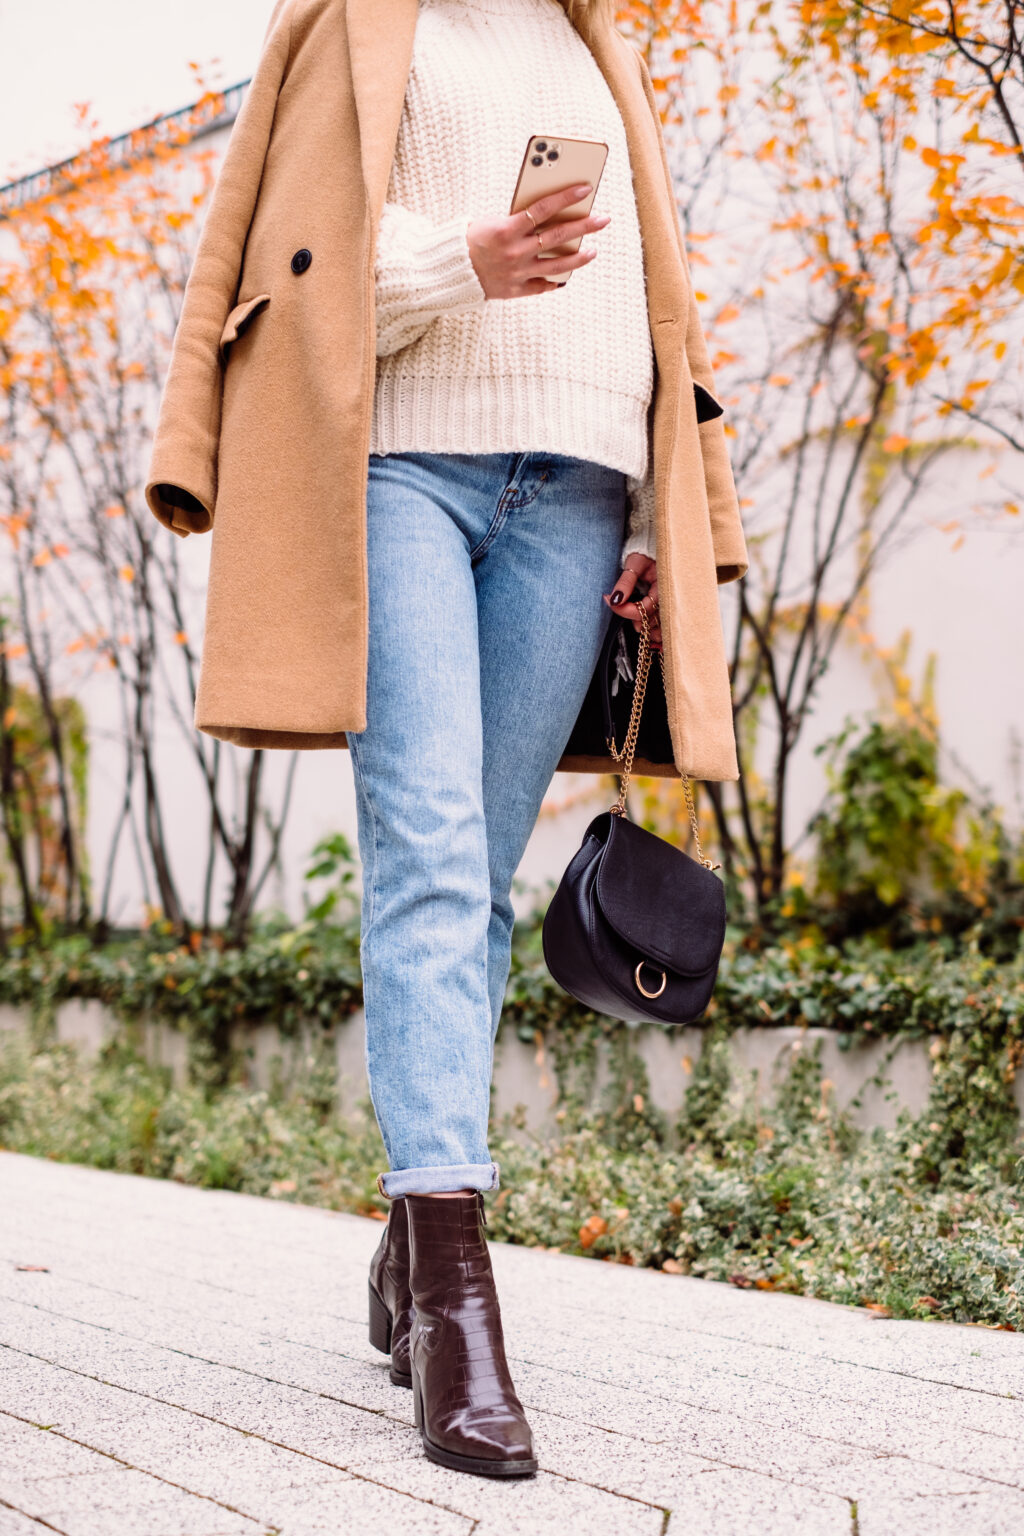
top-left (604, 554), bottom-right (661, 651)
top-left (467, 183), bottom-right (610, 299)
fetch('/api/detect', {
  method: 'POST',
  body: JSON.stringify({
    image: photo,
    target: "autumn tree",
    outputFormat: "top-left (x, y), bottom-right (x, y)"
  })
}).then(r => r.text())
top-left (0, 88), bottom-right (297, 940)
top-left (619, 0), bottom-right (1021, 914)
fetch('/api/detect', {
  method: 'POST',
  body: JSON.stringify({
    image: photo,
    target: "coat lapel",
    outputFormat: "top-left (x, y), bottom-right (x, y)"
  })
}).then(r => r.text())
top-left (347, 0), bottom-right (421, 226)
top-left (563, 8), bottom-right (688, 336)
top-left (347, 0), bottom-right (689, 345)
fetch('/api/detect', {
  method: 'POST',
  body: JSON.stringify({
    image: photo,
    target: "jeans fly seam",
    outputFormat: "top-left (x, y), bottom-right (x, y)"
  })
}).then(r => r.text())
top-left (470, 459), bottom-right (551, 561)
top-left (468, 492), bottom-right (511, 564)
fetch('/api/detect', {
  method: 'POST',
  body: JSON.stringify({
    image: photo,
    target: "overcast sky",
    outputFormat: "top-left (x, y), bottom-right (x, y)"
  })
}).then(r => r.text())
top-left (0, 0), bottom-right (273, 184)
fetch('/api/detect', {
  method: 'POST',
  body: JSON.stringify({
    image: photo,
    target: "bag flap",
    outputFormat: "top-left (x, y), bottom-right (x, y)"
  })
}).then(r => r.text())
top-left (219, 293), bottom-right (271, 361)
top-left (595, 813), bottom-right (726, 976)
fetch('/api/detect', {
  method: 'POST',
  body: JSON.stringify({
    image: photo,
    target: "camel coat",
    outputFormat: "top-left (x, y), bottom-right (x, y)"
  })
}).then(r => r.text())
top-left (145, 0), bottom-right (749, 781)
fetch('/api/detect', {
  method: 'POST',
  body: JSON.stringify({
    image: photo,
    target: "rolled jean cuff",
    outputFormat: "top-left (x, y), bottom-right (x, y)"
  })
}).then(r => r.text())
top-left (377, 1161), bottom-right (500, 1200)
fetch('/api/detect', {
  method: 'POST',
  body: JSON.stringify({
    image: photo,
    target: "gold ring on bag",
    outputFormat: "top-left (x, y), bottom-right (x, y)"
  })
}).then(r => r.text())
top-left (634, 961), bottom-right (667, 999)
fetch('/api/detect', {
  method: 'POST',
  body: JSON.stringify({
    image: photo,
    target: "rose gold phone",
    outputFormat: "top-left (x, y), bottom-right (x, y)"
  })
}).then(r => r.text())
top-left (510, 135), bottom-right (609, 285)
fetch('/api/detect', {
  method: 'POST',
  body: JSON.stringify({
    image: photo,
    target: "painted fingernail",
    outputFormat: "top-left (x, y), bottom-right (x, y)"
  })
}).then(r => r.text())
top-left (610, 590), bottom-right (625, 606)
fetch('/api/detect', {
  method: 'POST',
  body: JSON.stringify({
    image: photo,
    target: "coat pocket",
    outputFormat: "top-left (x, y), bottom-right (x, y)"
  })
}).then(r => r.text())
top-left (219, 294), bottom-right (271, 362)
top-left (693, 381), bottom-right (725, 424)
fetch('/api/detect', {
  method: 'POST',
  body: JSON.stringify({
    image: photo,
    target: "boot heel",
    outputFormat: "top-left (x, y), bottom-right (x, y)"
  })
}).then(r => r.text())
top-left (368, 1281), bottom-right (392, 1356)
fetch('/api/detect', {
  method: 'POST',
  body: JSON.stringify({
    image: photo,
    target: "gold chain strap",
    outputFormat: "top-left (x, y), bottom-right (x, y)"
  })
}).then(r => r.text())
top-left (608, 609), bottom-right (720, 872)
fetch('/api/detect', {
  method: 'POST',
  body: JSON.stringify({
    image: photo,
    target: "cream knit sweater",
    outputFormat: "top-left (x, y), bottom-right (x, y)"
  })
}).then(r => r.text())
top-left (370, 0), bottom-right (656, 562)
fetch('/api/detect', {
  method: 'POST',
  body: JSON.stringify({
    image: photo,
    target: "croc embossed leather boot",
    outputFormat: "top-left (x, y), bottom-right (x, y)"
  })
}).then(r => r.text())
top-left (405, 1191), bottom-right (537, 1478)
top-left (368, 1195), bottom-right (415, 1388)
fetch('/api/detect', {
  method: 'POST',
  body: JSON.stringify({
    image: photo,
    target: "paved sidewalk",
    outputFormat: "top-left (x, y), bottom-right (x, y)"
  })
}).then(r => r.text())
top-left (1, 1155), bottom-right (1022, 1536)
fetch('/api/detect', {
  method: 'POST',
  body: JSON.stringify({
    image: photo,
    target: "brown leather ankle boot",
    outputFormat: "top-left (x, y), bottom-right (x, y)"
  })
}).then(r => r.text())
top-left (368, 1195), bottom-right (414, 1387)
top-left (405, 1191), bottom-right (537, 1478)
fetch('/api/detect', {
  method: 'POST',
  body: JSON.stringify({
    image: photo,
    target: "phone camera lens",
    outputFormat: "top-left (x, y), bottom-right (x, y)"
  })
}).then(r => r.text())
top-left (535, 140), bottom-right (548, 152)
top-left (547, 149), bottom-right (559, 160)
top-left (531, 155), bottom-right (544, 166)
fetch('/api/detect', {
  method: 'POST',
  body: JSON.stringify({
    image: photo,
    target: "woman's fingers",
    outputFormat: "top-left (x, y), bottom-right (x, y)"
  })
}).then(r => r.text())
top-left (517, 247), bottom-right (598, 295)
top-left (605, 565), bottom-right (641, 609)
top-left (519, 181), bottom-right (596, 234)
top-left (604, 559), bottom-right (662, 649)
top-left (515, 225), bottom-right (607, 293)
top-left (604, 556), bottom-right (655, 611)
top-left (469, 183), bottom-right (610, 299)
top-left (517, 210), bottom-right (611, 256)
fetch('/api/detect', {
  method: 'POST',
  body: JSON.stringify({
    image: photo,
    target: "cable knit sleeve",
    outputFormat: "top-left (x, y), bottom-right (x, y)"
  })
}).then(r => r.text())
top-left (621, 401), bottom-right (656, 564)
top-left (374, 202), bottom-right (488, 359)
top-left (622, 466), bottom-right (656, 564)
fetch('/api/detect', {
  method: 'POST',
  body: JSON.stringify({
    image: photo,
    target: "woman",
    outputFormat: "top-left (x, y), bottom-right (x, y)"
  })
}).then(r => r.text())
top-left (147, 0), bottom-right (747, 1482)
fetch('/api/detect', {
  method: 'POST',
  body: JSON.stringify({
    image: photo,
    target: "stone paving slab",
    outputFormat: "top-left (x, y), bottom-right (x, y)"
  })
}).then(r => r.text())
top-left (1, 1154), bottom-right (1023, 1534)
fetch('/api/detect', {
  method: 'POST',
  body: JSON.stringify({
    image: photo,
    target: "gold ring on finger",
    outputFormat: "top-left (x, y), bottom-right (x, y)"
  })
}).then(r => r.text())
top-left (535, 230), bottom-right (544, 251)
top-left (524, 206), bottom-right (539, 231)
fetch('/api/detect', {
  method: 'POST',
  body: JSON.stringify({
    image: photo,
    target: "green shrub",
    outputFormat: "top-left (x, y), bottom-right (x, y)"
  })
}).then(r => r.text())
top-left (1, 1023), bottom-right (1020, 1330)
top-left (808, 716), bottom-right (1024, 952)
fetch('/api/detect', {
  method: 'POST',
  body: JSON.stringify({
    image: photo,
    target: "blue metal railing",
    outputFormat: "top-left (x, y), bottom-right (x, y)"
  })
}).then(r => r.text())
top-left (0, 79), bottom-right (250, 217)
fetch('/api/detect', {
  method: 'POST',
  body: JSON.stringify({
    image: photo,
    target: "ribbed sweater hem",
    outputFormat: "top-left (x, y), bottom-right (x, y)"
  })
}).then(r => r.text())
top-left (370, 371), bottom-right (650, 481)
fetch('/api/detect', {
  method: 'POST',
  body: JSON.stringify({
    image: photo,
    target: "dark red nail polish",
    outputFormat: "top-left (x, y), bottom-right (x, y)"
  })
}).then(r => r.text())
top-left (610, 590), bottom-right (624, 606)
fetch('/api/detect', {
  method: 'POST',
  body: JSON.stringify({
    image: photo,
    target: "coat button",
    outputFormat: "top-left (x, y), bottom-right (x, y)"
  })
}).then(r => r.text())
top-left (290, 248), bottom-right (312, 274)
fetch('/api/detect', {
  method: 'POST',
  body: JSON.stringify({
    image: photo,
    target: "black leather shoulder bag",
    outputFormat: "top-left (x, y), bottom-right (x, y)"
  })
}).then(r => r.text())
top-left (542, 609), bottom-right (726, 1026)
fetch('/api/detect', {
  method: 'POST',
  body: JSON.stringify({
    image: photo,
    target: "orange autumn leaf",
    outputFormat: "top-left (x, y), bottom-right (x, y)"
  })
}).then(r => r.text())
top-left (882, 433), bottom-right (910, 453)
top-left (118, 564), bottom-right (135, 583)
top-left (103, 503), bottom-right (125, 519)
top-left (579, 1213), bottom-right (609, 1248)
top-left (174, 630), bottom-right (188, 645)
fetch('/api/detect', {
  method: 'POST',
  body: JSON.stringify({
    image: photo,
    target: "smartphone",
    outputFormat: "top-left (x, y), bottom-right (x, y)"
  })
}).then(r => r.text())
top-left (510, 135), bottom-right (609, 285)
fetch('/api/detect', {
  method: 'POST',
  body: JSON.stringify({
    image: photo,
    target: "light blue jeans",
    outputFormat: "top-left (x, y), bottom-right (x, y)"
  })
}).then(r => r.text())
top-left (347, 450), bottom-right (626, 1198)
